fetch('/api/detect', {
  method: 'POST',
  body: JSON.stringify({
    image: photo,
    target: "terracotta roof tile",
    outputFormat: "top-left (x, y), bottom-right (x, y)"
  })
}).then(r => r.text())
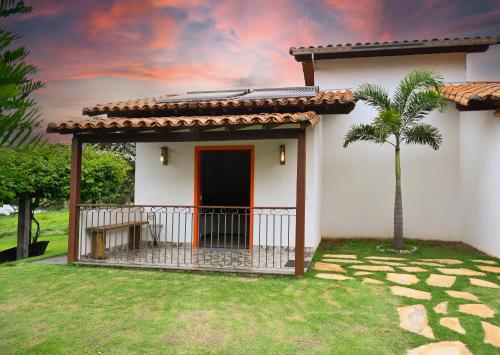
top-left (82, 90), bottom-right (354, 117)
top-left (440, 82), bottom-right (500, 106)
top-left (290, 36), bottom-right (500, 61)
top-left (47, 112), bottom-right (320, 133)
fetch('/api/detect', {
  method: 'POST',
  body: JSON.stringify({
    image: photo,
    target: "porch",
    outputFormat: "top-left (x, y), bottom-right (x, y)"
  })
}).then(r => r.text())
top-left (47, 86), bottom-right (355, 275)
top-left (76, 205), bottom-right (314, 274)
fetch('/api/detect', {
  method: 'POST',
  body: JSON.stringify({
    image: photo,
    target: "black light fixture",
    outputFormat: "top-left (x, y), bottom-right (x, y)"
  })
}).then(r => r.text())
top-left (279, 145), bottom-right (286, 165)
top-left (160, 146), bottom-right (168, 165)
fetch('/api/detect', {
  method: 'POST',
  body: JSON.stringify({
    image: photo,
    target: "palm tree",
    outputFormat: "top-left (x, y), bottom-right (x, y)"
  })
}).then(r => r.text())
top-left (343, 69), bottom-right (447, 250)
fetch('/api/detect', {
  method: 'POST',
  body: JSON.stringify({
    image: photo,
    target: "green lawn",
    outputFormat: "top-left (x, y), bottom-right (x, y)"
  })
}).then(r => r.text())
top-left (0, 211), bottom-right (499, 354)
top-left (0, 210), bottom-right (68, 259)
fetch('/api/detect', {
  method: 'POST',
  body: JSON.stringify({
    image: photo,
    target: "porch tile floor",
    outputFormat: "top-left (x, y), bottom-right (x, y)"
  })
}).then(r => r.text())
top-left (78, 244), bottom-right (314, 275)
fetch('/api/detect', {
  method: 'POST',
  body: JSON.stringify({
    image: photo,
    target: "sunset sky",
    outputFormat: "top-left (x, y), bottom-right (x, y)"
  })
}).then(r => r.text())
top-left (5, 0), bottom-right (500, 133)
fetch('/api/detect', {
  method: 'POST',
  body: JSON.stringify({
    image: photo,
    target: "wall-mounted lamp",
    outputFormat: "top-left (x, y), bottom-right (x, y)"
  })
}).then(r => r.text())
top-left (279, 145), bottom-right (286, 165)
top-left (160, 146), bottom-right (168, 165)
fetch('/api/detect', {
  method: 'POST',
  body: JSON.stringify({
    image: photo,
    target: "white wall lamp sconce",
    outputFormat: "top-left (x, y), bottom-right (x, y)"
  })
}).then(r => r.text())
top-left (160, 146), bottom-right (168, 165)
top-left (279, 145), bottom-right (286, 165)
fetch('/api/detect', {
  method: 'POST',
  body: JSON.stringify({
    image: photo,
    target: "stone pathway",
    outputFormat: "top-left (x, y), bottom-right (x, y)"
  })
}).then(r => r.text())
top-left (406, 341), bottom-right (472, 355)
top-left (313, 262), bottom-right (346, 273)
top-left (459, 304), bottom-right (495, 318)
top-left (399, 266), bottom-right (427, 273)
top-left (316, 273), bottom-right (353, 281)
top-left (386, 273), bottom-right (419, 285)
top-left (349, 264), bottom-right (395, 272)
top-left (312, 253), bottom-right (500, 351)
top-left (482, 321), bottom-right (500, 347)
top-left (476, 265), bottom-right (500, 273)
top-left (426, 274), bottom-right (456, 287)
top-left (33, 254), bottom-right (67, 264)
top-left (445, 290), bottom-right (478, 301)
top-left (433, 301), bottom-right (448, 314)
top-left (390, 286), bottom-right (432, 300)
top-left (398, 304), bottom-right (434, 339)
top-left (437, 267), bottom-right (485, 276)
top-left (469, 277), bottom-right (499, 288)
top-left (440, 317), bottom-right (466, 334)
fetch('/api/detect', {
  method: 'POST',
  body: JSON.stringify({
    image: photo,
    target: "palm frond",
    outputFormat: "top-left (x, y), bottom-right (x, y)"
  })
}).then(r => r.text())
top-left (402, 123), bottom-right (442, 150)
top-left (0, 0), bottom-right (31, 18)
top-left (354, 83), bottom-right (392, 111)
top-left (372, 108), bottom-right (401, 140)
top-left (403, 90), bottom-right (447, 125)
top-left (393, 68), bottom-right (445, 115)
top-left (342, 124), bottom-right (386, 148)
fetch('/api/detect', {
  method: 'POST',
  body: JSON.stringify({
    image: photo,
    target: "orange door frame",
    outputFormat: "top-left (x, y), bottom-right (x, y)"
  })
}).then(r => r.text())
top-left (193, 145), bottom-right (255, 249)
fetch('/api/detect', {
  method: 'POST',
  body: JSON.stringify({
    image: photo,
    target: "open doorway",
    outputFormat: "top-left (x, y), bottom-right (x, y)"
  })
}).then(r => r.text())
top-left (194, 146), bottom-right (254, 249)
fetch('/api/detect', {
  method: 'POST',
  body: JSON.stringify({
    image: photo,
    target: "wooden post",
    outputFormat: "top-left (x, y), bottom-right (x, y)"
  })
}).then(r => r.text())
top-left (295, 130), bottom-right (306, 276)
top-left (68, 135), bottom-right (82, 263)
top-left (16, 195), bottom-right (31, 260)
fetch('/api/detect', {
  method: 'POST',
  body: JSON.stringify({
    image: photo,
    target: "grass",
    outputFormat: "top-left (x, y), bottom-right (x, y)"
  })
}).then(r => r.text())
top-left (0, 210), bottom-right (68, 259)
top-left (0, 211), bottom-right (499, 354)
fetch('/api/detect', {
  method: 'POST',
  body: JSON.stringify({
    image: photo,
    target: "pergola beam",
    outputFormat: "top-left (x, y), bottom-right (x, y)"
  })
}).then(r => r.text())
top-left (77, 128), bottom-right (304, 143)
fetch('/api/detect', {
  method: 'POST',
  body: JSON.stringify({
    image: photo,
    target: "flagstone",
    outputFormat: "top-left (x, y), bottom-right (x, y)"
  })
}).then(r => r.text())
top-left (437, 268), bottom-right (485, 276)
top-left (445, 290), bottom-right (479, 301)
top-left (426, 274), bottom-right (456, 288)
top-left (399, 266), bottom-right (428, 273)
top-left (469, 278), bottom-right (499, 289)
top-left (433, 301), bottom-right (448, 314)
top-left (368, 260), bottom-right (406, 266)
top-left (323, 254), bottom-right (356, 259)
top-left (353, 271), bottom-right (373, 276)
top-left (349, 265), bottom-right (395, 272)
top-left (472, 259), bottom-right (497, 265)
top-left (390, 286), bottom-right (432, 300)
top-left (410, 261), bottom-right (443, 267)
top-left (313, 262), bottom-right (347, 273)
top-left (476, 265), bottom-right (500, 273)
top-left (362, 278), bottom-right (384, 284)
top-left (458, 304), bottom-right (495, 318)
top-left (315, 273), bottom-right (354, 281)
top-left (387, 273), bottom-right (420, 285)
top-left (407, 341), bottom-right (472, 355)
top-left (398, 304), bottom-right (434, 339)
top-left (366, 256), bottom-right (407, 261)
top-left (420, 258), bottom-right (462, 265)
top-left (481, 321), bottom-right (500, 348)
top-left (440, 317), bottom-right (466, 334)
top-left (322, 258), bottom-right (365, 264)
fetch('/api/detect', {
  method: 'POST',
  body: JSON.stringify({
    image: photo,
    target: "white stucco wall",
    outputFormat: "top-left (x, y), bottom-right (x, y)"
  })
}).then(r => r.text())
top-left (316, 53), bottom-right (465, 241)
top-left (460, 111), bottom-right (500, 257)
top-left (135, 133), bottom-right (322, 248)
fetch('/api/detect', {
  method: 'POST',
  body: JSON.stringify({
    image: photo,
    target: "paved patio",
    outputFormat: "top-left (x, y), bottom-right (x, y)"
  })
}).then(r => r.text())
top-left (78, 244), bottom-right (314, 275)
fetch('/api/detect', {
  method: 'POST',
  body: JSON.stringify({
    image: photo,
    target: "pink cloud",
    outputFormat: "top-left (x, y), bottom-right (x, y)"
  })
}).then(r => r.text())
top-left (324, 0), bottom-right (385, 41)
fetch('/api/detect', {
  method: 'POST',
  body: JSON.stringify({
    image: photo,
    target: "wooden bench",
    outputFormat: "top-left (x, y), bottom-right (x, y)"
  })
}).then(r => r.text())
top-left (87, 221), bottom-right (149, 259)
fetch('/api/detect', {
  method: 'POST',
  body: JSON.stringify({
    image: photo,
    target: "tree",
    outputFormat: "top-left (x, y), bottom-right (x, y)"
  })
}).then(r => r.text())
top-left (343, 69), bottom-right (447, 250)
top-left (0, 0), bottom-right (44, 147)
top-left (93, 143), bottom-right (136, 203)
top-left (0, 144), bottom-right (132, 259)
top-left (81, 146), bottom-right (132, 204)
top-left (0, 1), bottom-right (45, 202)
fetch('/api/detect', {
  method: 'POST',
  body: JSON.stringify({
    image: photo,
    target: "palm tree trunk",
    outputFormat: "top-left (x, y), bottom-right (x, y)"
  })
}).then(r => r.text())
top-left (394, 147), bottom-right (404, 250)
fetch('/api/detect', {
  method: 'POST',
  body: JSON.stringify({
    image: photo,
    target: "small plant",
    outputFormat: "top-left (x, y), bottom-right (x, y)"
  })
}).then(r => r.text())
top-left (343, 69), bottom-right (447, 250)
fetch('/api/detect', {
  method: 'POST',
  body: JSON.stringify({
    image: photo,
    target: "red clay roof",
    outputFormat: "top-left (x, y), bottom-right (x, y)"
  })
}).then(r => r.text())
top-left (290, 36), bottom-right (500, 61)
top-left (47, 112), bottom-right (320, 134)
top-left (440, 82), bottom-right (500, 106)
top-left (82, 90), bottom-right (355, 117)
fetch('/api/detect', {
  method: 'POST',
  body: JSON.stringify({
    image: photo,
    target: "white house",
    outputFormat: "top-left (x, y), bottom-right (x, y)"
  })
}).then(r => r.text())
top-left (48, 36), bottom-right (500, 275)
